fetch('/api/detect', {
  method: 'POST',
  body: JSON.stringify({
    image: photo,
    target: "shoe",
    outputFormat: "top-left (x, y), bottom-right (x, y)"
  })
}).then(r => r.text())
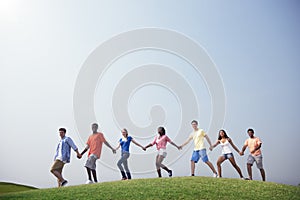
top-left (121, 178), bottom-right (127, 180)
top-left (213, 173), bottom-right (218, 178)
top-left (168, 170), bottom-right (172, 177)
top-left (244, 177), bottom-right (251, 180)
top-left (61, 180), bottom-right (68, 186)
top-left (85, 180), bottom-right (93, 184)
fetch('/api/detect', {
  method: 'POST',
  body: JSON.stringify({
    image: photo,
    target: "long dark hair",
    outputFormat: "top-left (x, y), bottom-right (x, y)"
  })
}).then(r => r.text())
top-left (218, 129), bottom-right (229, 140)
top-left (158, 127), bottom-right (166, 136)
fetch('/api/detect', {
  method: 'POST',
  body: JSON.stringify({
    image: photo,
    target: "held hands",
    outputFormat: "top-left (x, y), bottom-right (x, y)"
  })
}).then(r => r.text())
top-left (239, 151), bottom-right (244, 156)
top-left (209, 146), bottom-right (213, 151)
top-left (77, 153), bottom-right (82, 159)
top-left (112, 149), bottom-right (116, 154)
top-left (177, 146), bottom-right (182, 150)
top-left (142, 146), bottom-right (146, 151)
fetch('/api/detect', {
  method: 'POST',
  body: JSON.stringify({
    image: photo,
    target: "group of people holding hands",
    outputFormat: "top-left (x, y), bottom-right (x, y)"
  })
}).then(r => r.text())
top-left (50, 120), bottom-right (266, 187)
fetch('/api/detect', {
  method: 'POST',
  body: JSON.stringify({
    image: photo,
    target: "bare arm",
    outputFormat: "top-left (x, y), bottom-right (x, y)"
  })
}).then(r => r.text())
top-left (144, 143), bottom-right (153, 149)
top-left (240, 144), bottom-right (247, 156)
top-left (115, 143), bottom-right (121, 151)
top-left (80, 145), bottom-right (89, 156)
top-left (204, 135), bottom-right (213, 149)
top-left (228, 138), bottom-right (240, 153)
top-left (210, 140), bottom-right (219, 151)
top-left (250, 143), bottom-right (262, 154)
top-left (132, 139), bottom-right (146, 151)
top-left (104, 141), bottom-right (116, 154)
top-left (170, 141), bottom-right (181, 150)
top-left (180, 137), bottom-right (193, 148)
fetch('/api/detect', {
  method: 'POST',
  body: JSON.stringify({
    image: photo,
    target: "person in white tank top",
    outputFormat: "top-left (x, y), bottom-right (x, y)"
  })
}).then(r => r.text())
top-left (210, 129), bottom-right (244, 179)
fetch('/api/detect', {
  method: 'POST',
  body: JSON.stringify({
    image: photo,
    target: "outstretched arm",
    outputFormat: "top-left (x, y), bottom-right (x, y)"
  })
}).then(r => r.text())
top-left (240, 144), bottom-right (247, 156)
top-left (115, 143), bottom-right (121, 151)
top-left (170, 141), bottom-right (181, 150)
top-left (132, 139), bottom-right (146, 151)
top-left (228, 138), bottom-right (240, 153)
top-left (180, 137), bottom-right (193, 149)
top-left (80, 145), bottom-right (89, 157)
top-left (104, 141), bottom-right (116, 154)
top-left (210, 140), bottom-right (219, 151)
top-left (144, 143), bottom-right (153, 149)
top-left (204, 135), bottom-right (213, 150)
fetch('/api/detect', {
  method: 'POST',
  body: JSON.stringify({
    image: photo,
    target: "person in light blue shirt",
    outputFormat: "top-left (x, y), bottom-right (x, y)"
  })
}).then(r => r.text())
top-left (114, 128), bottom-right (145, 180)
top-left (50, 128), bottom-right (81, 187)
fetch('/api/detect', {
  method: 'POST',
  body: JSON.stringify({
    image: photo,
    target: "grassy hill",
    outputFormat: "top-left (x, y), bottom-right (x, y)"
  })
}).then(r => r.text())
top-left (0, 177), bottom-right (299, 200)
top-left (0, 182), bottom-right (36, 195)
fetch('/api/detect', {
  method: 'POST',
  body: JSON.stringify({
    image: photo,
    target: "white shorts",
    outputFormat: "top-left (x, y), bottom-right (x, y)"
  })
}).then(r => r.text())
top-left (158, 149), bottom-right (167, 158)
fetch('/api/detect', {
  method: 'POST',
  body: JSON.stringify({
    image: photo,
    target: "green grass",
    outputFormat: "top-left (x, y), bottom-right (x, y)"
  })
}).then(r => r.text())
top-left (0, 182), bottom-right (36, 195)
top-left (0, 177), bottom-right (299, 200)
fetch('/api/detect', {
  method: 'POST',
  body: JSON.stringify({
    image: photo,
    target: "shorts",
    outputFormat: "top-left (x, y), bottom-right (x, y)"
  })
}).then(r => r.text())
top-left (85, 154), bottom-right (98, 170)
top-left (191, 149), bottom-right (208, 163)
top-left (51, 159), bottom-right (65, 173)
top-left (157, 149), bottom-right (167, 158)
top-left (222, 153), bottom-right (234, 160)
top-left (247, 154), bottom-right (263, 169)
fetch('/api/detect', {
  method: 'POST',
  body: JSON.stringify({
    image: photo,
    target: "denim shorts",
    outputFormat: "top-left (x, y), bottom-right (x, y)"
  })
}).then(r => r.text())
top-left (247, 154), bottom-right (263, 169)
top-left (191, 149), bottom-right (208, 163)
top-left (222, 153), bottom-right (234, 160)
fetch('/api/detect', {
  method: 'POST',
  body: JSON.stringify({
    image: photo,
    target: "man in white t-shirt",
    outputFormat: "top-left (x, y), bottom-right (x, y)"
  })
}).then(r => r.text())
top-left (180, 120), bottom-right (218, 177)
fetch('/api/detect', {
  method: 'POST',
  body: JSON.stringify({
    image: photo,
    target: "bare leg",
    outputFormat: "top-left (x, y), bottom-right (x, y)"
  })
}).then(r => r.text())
top-left (191, 161), bottom-right (196, 176)
top-left (260, 168), bottom-right (266, 181)
top-left (205, 161), bottom-right (217, 174)
top-left (228, 157), bottom-right (243, 178)
top-left (155, 155), bottom-right (162, 177)
top-left (247, 163), bottom-right (253, 180)
top-left (86, 167), bottom-right (92, 181)
top-left (156, 155), bottom-right (171, 176)
top-left (92, 169), bottom-right (98, 183)
top-left (216, 156), bottom-right (226, 177)
top-left (51, 170), bottom-right (64, 183)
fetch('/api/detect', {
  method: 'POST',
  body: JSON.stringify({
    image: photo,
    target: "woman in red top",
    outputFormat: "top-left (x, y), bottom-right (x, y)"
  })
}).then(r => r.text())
top-left (145, 127), bottom-right (181, 177)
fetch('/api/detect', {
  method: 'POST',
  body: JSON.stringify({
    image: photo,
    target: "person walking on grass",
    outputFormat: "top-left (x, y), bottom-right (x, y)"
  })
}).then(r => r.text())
top-left (114, 128), bottom-right (146, 180)
top-left (79, 123), bottom-right (116, 184)
top-left (210, 129), bottom-right (244, 179)
top-left (180, 120), bottom-right (218, 177)
top-left (240, 128), bottom-right (266, 181)
top-left (145, 127), bottom-right (181, 178)
top-left (50, 128), bottom-right (81, 187)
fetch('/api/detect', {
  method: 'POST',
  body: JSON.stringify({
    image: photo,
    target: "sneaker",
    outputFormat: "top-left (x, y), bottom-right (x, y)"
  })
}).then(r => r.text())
top-left (85, 180), bottom-right (93, 184)
top-left (61, 180), bottom-right (68, 186)
top-left (213, 173), bottom-right (218, 178)
top-left (168, 170), bottom-right (172, 177)
top-left (121, 178), bottom-right (127, 180)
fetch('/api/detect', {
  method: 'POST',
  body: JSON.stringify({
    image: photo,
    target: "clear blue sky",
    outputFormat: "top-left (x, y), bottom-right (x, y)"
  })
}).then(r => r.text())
top-left (0, 1), bottom-right (299, 188)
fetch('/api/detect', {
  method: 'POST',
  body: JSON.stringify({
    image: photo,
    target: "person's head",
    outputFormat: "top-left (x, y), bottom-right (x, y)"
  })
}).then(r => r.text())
top-left (59, 128), bottom-right (66, 138)
top-left (191, 120), bottom-right (198, 130)
top-left (92, 123), bottom-right (98, 133)
top-left (218, 129), bottom-right (229, 140)
top-left (158, 127), bottom-right (166, 136)
top-left (247, 128), bottom-right (254, 138)
top-left (121, 128), bottom-right (128, 138)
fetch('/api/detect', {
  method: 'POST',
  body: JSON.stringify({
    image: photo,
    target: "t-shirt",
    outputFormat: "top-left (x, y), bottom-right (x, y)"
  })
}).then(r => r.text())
top-left (56, 140), bottom-right (63, 161)
top-left (151, 135), bottom-right (171, 150)
top-left (244, 137), bottom-right (262, 156)
top-left (87, 132), bottom-right (106, 159)
top-left (119, 136), bottom-right (132, 153)
top-left (189, 129), bottom-right (206, 150)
